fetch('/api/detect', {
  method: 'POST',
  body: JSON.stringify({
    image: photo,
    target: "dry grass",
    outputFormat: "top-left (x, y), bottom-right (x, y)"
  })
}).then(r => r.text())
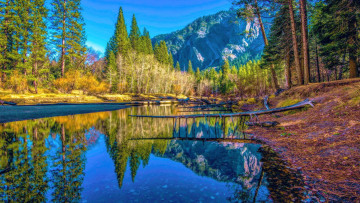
top-left (0, 89), bottom-right (188, 105)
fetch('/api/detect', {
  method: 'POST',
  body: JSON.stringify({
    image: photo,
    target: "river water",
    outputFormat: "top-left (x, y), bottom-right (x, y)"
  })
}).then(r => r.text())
top-left (0, 105), bottom-right (306, 202)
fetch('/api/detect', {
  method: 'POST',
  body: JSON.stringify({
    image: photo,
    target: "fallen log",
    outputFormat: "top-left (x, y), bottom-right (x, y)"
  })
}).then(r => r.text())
top-left (180, 102), bottom-right (227, 109)
top-left (0, 100), bottom-right (17, 106)
top-left (130, 99), bottom-right (314, 119)
top-left (179, 109), bottom-right (231, 113)
top-left (245, 121), bottom-right (280, 128)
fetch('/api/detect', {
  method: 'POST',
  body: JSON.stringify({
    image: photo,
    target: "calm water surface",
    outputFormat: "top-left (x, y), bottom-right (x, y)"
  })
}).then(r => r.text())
top-left (0, 105), bottom-right (306, 202)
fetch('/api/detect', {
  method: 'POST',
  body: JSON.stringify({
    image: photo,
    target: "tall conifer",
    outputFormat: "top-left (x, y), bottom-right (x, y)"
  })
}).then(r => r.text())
top-left (113, 7), bottom-right (130, 57)
top-left (29, 0), bottom-right (48, 93)
top-left (50, 0), bottom-right (87, 77)
top-left (188, 60), bottom-right (194, 75)
top-left (129, 14), bottom-right (141, 52)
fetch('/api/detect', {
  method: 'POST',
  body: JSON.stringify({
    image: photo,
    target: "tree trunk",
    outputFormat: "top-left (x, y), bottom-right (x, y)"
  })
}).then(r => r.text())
top-left (348, 11), bottom-right (358, 78)
top-left (300, 0), bottom-right (310, 84)
top-left (254, 0), bottom-right (280, 90)
top-left (285, 49), bottom-right (292, 88)
top-left (61, 0), bottom-right (66, 77)
top-left (34, 61), bottom-right (38, 94)
top-left (315, 41), bottom-right (321, 82)
top-left (339, 52), bottom-right (346, 80)
top-left (288, 0), bottom-right (303, 85)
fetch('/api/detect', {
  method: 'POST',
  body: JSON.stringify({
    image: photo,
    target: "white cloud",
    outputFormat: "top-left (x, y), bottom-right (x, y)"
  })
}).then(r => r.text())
top-left (86, 41), bottom-right (105, 55)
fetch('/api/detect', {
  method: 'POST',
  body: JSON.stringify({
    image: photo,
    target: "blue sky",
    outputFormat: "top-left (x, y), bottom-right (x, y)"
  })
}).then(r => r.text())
top-left (82, 0), bottom-right (232, 53)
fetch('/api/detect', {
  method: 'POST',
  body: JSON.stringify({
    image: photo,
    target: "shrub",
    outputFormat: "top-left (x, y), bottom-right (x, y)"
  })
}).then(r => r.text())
top-left (53, 71), bottom-right (109, 94)
top-left (246, 98), bottom-right (256, 104)
top-left (53, 77), bottom-right (72, 93)
top-left (6, 71), bottom-right (28, 93)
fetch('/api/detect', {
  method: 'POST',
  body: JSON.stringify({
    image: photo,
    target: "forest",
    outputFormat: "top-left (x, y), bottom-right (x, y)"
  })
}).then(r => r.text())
top-left (0, 0), bottom-right (359, 98)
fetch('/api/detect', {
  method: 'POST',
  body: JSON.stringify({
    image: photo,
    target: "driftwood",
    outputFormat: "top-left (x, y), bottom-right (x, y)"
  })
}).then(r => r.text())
top-left (179, 109), bottom-right (231, 113)
top-left (0, 100), bottom-right (17, 106)
top-left (181, 102), bottom-right (227, 109)
top-left (263, 96), bottom-right (270, 110)
top-left (130, 99), bottom-right (314, 119)
top-left (129, 137), bottom-right (262, 144)
top-left (245, 121), bottom-right (280, 127)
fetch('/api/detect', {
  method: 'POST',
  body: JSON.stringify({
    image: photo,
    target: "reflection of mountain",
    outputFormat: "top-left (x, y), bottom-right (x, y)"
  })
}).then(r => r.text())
top-left (160, 141), bottom-right (262, 189)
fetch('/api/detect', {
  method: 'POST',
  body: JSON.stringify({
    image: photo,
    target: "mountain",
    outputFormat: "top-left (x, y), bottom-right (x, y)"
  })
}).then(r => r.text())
top-left (152, 10), bottom-right (267, 70)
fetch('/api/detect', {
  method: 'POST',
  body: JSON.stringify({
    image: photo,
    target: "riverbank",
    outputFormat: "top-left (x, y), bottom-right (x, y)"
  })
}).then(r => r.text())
top-left (0, 90), bottom-right (187, 105)
top-left (244, 78), bottom-right (360, 201)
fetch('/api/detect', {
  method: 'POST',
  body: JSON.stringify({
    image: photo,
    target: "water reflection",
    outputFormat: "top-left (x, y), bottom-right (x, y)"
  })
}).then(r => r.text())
top-left (0, 105), bottom-right (306, 202)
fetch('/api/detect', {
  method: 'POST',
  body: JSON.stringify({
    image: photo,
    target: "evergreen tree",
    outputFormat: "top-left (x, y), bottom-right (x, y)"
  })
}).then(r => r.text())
top-left (13, 0), bottom-right (32, 73)
top-left (50, 0), bottom-right (87, 77)
top-left (106, 51), bottom-right (117, 92)
top-left (168, 52), bottom-right (174, 68)
top-left (220, 60), bottom-right (230, 94)
top-left (188, 60), bottom-right (194, 74)
top-left (233, 0), bottom-right (280, 89)
top-left (143, 28), bottom-right (153, 55)
top-left (129, 14), bottom-right (141, 52)
top-left (0, 0), bottom-right (14, 78)
top-left (29, 0), bottom-right (48, 93)
top-left (175, 61), bottom-right (181, 71)
top-left (113, 7), bottom-right (130, 57)
top-left (154, 41), bottom-right (169, 64)
top-left (195, 67), bottom-right (201, 83)
top-left (262, 4), bottom-right (294, 88)
top-left (312, 0), bottom-right (359, 78)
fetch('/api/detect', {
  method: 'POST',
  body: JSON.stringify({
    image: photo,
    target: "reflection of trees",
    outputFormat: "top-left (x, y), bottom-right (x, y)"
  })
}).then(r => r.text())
top-left (49, 124), bottom-right (87, 202)
top-left (0, 112), bottom-right (105, 202)
top-left (0, 120), bottom-right (50, 202)
top-left (104, 106), bottom-right (176, 188)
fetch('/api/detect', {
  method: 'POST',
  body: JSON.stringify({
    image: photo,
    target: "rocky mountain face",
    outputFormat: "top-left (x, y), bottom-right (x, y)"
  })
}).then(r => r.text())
top-left (152, 10), bottom-right (267, 70)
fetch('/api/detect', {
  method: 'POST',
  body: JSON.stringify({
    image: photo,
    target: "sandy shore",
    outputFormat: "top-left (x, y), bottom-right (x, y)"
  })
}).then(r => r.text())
top-left (0, 103), bottom-right (131, 123)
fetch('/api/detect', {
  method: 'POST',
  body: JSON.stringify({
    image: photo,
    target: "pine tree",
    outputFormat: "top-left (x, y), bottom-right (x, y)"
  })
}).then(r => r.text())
top-left (187, 60), bottom-right (194, 74)
top-left (175, 61), bottom-right (181, 71)
top-left (0, 0), bottom-right (13, 79)
top-left (195, 67), bottom-right (201, 83)
top-left (262, 4), bottom-right (294, 88)
top-left (220, 60), bottom-right (230, 94)
top-left (300, 0), bottom-right (310, 84)
top-left (129, 14), bottom-right (141, 52)
top-left (106, 51), bottom-right (117, 92)
top-left (313, 0), bottom-right (359, 78)
top-left (29, 0), bottom-right (48, 93)
top-left (143, 28), bottom-right (153, 55)
top-left (168, 52), bottom-right (174, 68)
top-left (288, 0), bottom-right (303, 85)
top-left (113, 7), bottom-right (130, 57)
top-left (50, 0), bottom-right (87, 77)
top-left (233, 0), bottom-right (280, 90)
top-left (154, 41), bottom-right (169, 64)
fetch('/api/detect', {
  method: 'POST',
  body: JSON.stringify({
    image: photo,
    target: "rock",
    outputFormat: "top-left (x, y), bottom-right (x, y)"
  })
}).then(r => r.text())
top-left (153, 10), bottom-right (268, 70)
